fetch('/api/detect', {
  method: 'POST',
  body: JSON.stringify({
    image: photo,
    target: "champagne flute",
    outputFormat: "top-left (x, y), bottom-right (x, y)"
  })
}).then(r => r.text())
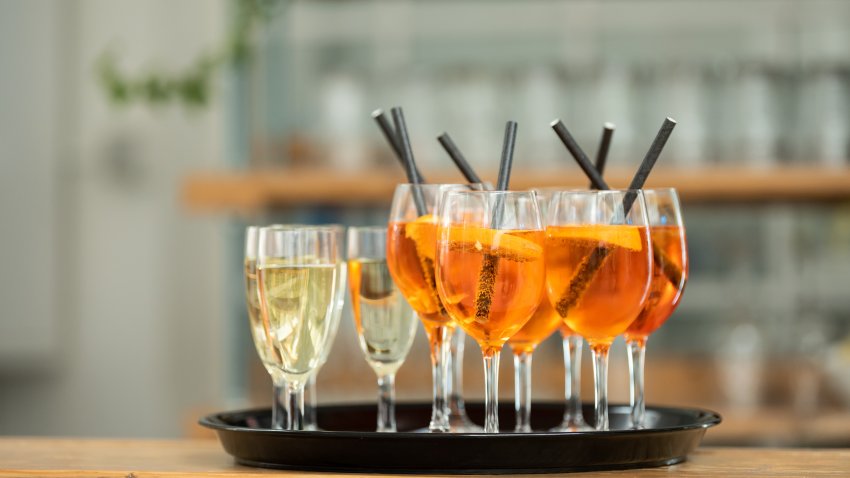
top-left (545, 190), bottom-right (652, 431)
top-left (624, 188), bottom-right (688, 428)
top-left (306, 224), bottom-right (347, 431)
top-left (348, 226), bottom-right (418, 432)
top-left (244, 226), bottom-right (286, 429)
top-left (257, 225), bottom-right (346, 430)
top-left (386, 183), bottom-right (481, 432)
top-left (436, 190), bottom-right (545, 433)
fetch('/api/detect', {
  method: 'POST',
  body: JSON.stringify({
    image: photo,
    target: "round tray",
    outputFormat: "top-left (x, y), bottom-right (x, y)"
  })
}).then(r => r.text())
top-left (200, 401), bottom-right (720, 474)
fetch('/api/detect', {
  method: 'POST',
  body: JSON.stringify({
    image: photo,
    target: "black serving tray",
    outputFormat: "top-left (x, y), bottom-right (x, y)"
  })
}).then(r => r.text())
top-left (200, 402), bottom-right (720, 474)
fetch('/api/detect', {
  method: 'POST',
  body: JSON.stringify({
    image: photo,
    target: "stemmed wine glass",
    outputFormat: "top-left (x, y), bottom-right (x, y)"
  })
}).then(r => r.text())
top-left (552, 324), bottom-right (588, 431)
top-left (244, 226), bottom-right (286, 429)
top-left (507, 288), bottom-right (562, 433)
top-left (533, 190), bottom-right (591, 432)
top-left (257, 225), bottom-right (346, 430)
top-left (506, 191), bottom-right (563, 432)
top-left (624, 188), bottom-right (688, 428)
top-left (348, 226), bottom-right (418, 432)
top-left (386, 183), bottom-right (482, 432)
top-left (436, 190), bottom-right (545, 433)
top-left (545, 190), bottom-right (653, 431)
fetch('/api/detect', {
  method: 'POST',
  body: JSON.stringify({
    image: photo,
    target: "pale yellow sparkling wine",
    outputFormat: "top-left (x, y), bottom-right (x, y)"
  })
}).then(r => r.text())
top-left (258, 262), bottom-right (345, 385)
top-left (349, 258), bottom-right (417, 377)
top-left (244, 259), bottom-right (282, 373)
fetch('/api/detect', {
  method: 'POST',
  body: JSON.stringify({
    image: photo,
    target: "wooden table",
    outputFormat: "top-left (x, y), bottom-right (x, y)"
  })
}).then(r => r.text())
top-left (0, 438), bottom-right (848, 477)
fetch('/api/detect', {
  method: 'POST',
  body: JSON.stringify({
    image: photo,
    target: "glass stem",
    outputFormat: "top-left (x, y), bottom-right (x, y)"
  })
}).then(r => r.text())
top-left (483, 350), bottom-right (501, 434)
top-left (628, 338), bottom-right (647, 429)
top-left (428, 325), bottom-right (453, 432)
top-left (563, 334), bottom-right (585, 427)
top-left (513, 351), bottom-right (532, 433)
top-left (591, 343), bottom-right (610, 431)
top-left (285, 383), bottom-right (305, 431)
top-left (376, 373), bottom-right (397, 432)
top-left (272, 378), bottom-right (286, 430)
top-left (447, 329), bottom-right (468, 421)
top-left (304, 374), bottom-right (318, 431)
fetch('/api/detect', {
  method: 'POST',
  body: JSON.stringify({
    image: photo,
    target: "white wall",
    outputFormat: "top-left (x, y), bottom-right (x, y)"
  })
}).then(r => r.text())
top-left (0, 0), bottom-right (231, 437)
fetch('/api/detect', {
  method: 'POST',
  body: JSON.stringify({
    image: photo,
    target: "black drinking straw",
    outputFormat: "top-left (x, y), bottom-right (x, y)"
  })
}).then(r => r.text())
top-left (437, 133), bottom-right (483, 184)
top-left (591, 123), bottom-right (615, 188)
top-left (496, 121), bottom-right (517, 191)
top-left (390, 107), bottom-right (427, 217)
top-left (372, 109), bottom-right (426, 183)
top-left (629, 117), bottom-right (676, 190)
top-left (474, 121), bottom-right (517, 322)
top-left (549, 117), bottom-right (678, 317)
top-left (551, 120), bottom-right (610, 190)
top-left (622, 117), bottom-right (677, 214)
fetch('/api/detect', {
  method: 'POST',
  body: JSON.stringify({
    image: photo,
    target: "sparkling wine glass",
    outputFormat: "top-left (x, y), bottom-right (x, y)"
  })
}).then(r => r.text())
top-left (545, 190), bottom-right (652, 431)
top-left (624, 188), bottom-right (688, 428)
top-left (257, 225), bottom-right (346, 430)
top-left (436, 190), bottom-right (545, 433)
top-left (348, 226), bottom-right (418, 432)
top-left (306, 224), bottom-right (347, 431)
top-left (244, 226), bottom-right (287, 429)
top-left (386, 183), bottom-right (482, 432)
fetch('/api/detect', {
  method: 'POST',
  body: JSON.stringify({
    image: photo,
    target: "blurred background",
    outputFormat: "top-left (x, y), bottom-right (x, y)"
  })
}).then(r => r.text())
top-left (2, 0), bottom-right (850, 447)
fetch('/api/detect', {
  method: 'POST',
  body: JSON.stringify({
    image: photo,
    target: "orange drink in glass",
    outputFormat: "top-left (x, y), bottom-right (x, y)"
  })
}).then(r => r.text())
top-left (436, 190), bottom-right (545, 433)
top-left (545, 190), bottom-right (652, 430)
top-left (386, 183), bottom-right (482, 432)
top-left (623, 188), bottom-right (688, 427)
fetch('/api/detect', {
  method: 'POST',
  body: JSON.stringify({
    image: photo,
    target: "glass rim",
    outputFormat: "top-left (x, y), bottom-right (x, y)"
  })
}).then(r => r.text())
top-left (550, 188), bottom-right (645, 195)
top-left (642, 187), bottom-right (679, 195)
top-left (260, 223), bottom-right (344, 232)
top-left (442, 189), bottom-right (538, 197)
top-left (394, 183), bottom-right (486, 192)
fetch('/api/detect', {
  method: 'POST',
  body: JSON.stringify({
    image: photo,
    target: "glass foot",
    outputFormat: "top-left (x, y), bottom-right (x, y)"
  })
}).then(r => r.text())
top-left (550, 417), bottom-right (592, 432)
top-left (447, 411), bottom-right (483, 433)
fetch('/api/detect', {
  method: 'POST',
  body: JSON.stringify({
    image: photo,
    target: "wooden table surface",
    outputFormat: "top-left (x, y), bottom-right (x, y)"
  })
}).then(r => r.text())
top-left (0, 438), bottom-right (848, 477)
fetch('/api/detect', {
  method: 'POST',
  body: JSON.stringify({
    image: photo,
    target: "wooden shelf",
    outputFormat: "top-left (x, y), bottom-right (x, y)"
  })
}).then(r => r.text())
top-left (181, 166), bottom-right (850, 213)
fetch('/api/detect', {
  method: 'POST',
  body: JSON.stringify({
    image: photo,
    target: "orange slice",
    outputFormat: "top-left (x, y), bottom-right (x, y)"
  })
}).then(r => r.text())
top-left (548, 225), bottom-right (643, 251)
top-left (405, 214), bottom-right (437, 260)
top-left (445, 226), bottom-right (543, 262)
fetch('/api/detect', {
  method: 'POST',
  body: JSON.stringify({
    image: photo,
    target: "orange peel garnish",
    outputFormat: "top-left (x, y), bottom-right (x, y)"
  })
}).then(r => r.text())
top-left (547, 225), bottom-right (643, 252)
top-left (445, 226), bottom-right (542, 262)
top-left (405, 214), bottom-right (437, 260)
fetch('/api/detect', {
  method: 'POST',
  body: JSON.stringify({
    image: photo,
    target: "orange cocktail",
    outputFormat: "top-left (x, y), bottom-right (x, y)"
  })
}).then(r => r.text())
top-left (544, 189), bottom-right (653, 431)
top-left (510, 297), bottom-right (561, 355)
top-left (387, 217), bottom-right (446, 333)
top-left (437, 227), bottom-right (545, 354)
top-left (386, 183), bottom-right (482, 432)
top-left (507, 293), bottom-right (561, 432)
top-left (622, 188), bottom-right (688, 428)
top-left (625, 225), bottom-right (688, 342)
top-left (545, 225), bottom-right (651, 344)
top-left (436, 190), bottom-right (545, 433)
